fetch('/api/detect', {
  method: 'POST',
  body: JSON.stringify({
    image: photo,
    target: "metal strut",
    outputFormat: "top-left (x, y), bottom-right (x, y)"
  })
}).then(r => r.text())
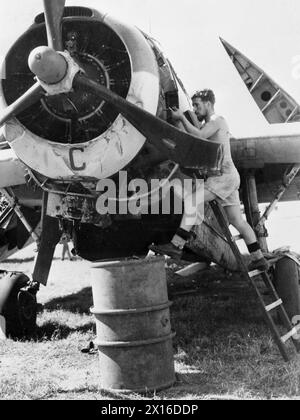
top-left (257, 164), bottom-right (300, 229)
top-left (0, 188), bottom-right (40, 243)
top-left (242, 172), bottom-right (269, 252)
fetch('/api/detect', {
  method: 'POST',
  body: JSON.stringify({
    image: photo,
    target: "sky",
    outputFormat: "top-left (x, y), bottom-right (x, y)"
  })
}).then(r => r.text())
top-left (1, 0), bottom-right (300, 137)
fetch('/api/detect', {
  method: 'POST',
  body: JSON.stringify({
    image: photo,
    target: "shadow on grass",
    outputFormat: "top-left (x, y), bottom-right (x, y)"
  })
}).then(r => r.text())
top-left (43, 287), bottom-right (93, 315)
top-left (35, 288), bottom-right (95, 341)
top-left (2, 257), bottom-right (35, 264)
top-left (35, 321), bottom-right (95, 341)
top-left (170, 282), bottom-right (266, 362)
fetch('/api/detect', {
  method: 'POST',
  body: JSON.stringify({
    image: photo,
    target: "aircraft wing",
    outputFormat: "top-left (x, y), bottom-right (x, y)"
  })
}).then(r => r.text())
top-left (220, 38), bottom-right (300, 124)
top-left (231, 133), bottom-right (300, 202)
top-left (231, 133), bottom-right (300, 168)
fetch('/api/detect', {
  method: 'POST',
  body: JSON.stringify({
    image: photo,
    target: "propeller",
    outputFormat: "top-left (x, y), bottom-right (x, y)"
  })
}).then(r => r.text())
top-left (28, 46), bottom-right (68, 84)
top-left (0, 0), bottom-right (222, 173)
top-left (0, 0), bottom-right (66, 128)
top-left (0, 82), bottom-right (44, 129)
top-left (74, 74), bottom-right (223, 170)
top-left (43, 0), bottom-right (66, 51)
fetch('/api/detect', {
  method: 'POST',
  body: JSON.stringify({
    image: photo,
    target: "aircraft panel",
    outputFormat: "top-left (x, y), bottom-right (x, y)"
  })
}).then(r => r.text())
top-left (221, 38), bottom-right (300, 124)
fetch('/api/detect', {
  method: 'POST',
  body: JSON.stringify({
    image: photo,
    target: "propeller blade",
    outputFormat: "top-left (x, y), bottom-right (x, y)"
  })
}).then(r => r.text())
top-left (74, 74), bottom-right (223, 172)
top-left (0, 82), bottom-right (44, 128)
top-left (43, 0), bottom-right (66, 51)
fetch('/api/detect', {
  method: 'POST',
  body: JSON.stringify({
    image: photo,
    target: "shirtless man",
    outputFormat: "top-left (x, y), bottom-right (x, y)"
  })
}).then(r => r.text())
top-left (151, 89), bottom-right (269, 272)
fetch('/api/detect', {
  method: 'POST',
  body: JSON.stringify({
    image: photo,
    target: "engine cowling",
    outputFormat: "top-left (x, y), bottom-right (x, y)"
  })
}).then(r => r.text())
top-left (0, 7), bottom-right (191, 182)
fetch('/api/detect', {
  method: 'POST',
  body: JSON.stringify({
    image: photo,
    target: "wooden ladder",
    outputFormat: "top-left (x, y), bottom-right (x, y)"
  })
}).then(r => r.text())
top-left (210, 200), bottom-right (300, 362)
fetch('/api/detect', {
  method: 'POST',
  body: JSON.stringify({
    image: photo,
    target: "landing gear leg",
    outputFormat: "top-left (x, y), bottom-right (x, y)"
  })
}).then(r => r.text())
top-left (32, 215), bottom-right (61, 286)
top-left (241, 170), bottom-right (269, 252)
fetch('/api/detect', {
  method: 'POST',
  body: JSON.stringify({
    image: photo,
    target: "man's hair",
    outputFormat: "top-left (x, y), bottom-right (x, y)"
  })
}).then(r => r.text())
top-left (192, 89), bottom-right (216, 105)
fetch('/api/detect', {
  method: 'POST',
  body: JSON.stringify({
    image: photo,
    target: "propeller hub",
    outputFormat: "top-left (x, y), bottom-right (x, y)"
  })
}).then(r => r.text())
top-left (28, 46), bottom-right (68, 85)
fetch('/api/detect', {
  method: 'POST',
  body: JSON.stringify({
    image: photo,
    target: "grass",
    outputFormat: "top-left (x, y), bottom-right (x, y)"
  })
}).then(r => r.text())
top-left (0, 246), bottom-right (299, 400)
top-left (169, 271), bottom-right (300, 400)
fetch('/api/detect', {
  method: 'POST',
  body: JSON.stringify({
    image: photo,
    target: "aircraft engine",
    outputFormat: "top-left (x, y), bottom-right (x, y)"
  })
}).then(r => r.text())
top-left (0, 6), bottom-right (191, 182)
top-left (0, 2), bottom-right (220, 263)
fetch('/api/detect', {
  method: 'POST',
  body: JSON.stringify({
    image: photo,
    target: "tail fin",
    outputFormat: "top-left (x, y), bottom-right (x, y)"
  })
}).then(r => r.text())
top-left (220, 38), bottom-right (300, 124)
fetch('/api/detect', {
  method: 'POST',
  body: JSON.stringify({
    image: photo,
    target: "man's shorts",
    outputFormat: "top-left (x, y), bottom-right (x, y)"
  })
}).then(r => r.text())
top-left (172, 168), bottom-right (241, 207)
top-left (205, 170), bottom-right (241, 207)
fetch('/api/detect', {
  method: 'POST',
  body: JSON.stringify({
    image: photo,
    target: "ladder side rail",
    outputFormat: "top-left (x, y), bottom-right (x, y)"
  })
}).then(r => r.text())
top-left (209, 200), bottom-right (295, 361)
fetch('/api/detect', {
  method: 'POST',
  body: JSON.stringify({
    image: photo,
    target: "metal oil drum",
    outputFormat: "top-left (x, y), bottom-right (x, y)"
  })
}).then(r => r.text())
top-left (90, 257), bottom-right (176, 393)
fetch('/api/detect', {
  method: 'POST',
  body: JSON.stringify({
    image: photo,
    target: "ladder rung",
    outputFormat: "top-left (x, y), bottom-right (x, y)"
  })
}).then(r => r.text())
top-left (248, 269), bottom-right (264, 278)
top-left (281, 326), bottom-right (300, 344)
top-left (265, 299), bottom-right (283, 312)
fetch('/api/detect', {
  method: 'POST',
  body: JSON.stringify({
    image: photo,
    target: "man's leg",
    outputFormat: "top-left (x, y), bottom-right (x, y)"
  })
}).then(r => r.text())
top-left (62, 244), bottom-right (66, 261)
top-left (172, 188), bottom-right (217, 249)
top-left (224, 205), bottom-right (269, 271)
top-left (151, 184), bottom-right (217, 258)
top-left (67, 245), bottom-right (73, 261)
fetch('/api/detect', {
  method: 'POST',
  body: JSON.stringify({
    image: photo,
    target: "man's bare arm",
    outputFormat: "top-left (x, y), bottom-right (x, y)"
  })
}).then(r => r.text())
top-left (170, 108), bottom-right (220, 139)
top-left (179, 116), bottom-right (204, 137)
top-left (181, 117), bottom-right (220, 139)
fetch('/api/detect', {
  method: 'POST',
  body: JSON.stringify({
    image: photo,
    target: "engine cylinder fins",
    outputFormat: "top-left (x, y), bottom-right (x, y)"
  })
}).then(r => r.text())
top-left (1, 14), bottom-right (160, 180)
top-left (41, 52), bottom-right (110, 123)
top-left (1, 20), bottom-right (131, 144)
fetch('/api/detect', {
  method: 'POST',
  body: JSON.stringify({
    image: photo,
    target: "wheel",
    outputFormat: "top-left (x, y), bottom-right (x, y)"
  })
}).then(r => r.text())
top-left (274, 258), bottom-right (300, 322)
top-left (2, 273), bottom-right (38, 339)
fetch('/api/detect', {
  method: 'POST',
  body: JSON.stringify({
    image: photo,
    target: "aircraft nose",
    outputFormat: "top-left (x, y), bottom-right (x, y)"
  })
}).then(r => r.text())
top-left (28, 46), bottom-right (68, 84)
